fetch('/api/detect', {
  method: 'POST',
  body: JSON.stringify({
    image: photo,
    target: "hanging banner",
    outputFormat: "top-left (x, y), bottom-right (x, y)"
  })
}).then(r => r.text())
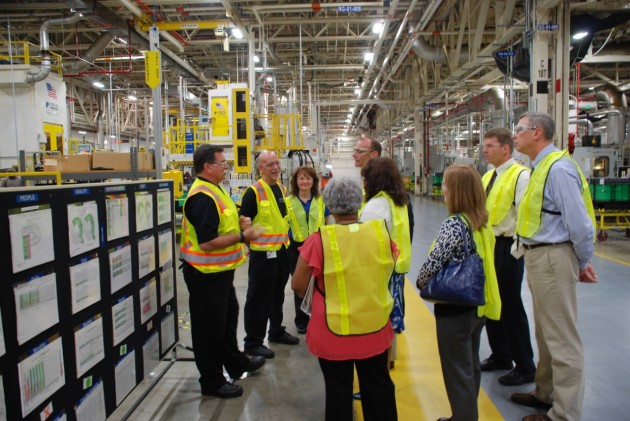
top-left (145, 51), bottom-right (161, 89)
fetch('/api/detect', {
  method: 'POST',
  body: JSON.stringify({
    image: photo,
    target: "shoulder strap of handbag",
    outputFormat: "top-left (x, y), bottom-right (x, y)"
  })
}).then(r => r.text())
top-left (455, 213), bottom-right (476, 257)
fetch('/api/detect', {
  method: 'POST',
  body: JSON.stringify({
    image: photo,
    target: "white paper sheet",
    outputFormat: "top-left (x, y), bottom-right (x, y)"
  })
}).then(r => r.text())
top-left (140, 279), bottom-right (158, 325)
top-left (0, 376), bottom-right (6, 421)
top-left (115, 350), bottom-right (136, 405)
top-left (111, 296), bottom-right (135, 346)
top-left (0, 310), bottom-right (5, 357)
top-left (137, 236), bottom-right (155, 279)
top-left (9, 206), bottom-right (55, 273)
top-left (160, 312), bottom-right (176, 355)
top-left (70, 257), bottom-right (101, 314)
top-left (135, 192), bottom-right (154, 232)
top-left (109, 244), bottom-right (132, 294)
top-left (160, 266), bottom-right (175, 306)
top-left (67, 201), bottom-right (99, 257)
top-left (106, 195), bottom-right (129, 241)
top-left (18, 336), bottom-right (65, 417)
top-left (158, 230), bottom-right (173, 267)
top-left (142, 332), bottom-right (160, 380)
top-left (156, 189), bottom-right (172, 225)
top-left (14, 273), bottom-right (59, 345)
top-left (74, 316), bottom-right (105, 378)
top-left (75, 380), bottom-right (106, 421)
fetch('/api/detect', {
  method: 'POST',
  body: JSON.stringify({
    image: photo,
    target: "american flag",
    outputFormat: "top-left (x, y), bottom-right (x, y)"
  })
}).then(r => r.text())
top-left (46, 82), bottom-right (57, 100)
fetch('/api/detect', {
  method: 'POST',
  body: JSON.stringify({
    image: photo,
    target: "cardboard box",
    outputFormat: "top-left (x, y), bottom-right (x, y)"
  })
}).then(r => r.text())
top-left (138, 152), bottom-right (155, 170)
top-left (43, 154), bottom-right (91, 172)
top-left (92, 152), bottom-right (131, 171)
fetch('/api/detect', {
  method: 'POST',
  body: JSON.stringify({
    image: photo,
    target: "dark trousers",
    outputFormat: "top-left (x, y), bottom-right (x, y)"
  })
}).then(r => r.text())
top-left (182, 264), bottom-right (248, 390)
top-left (437, 311), bottom-right (486, 421)
top-left (318, 349), bottom-right (397, 421)
top-left (244, 248), bottom-right (290, 349)
top-left (288, 241), bottom-right (310, 329)
top-left (485, 236), bottom-right (536, 373)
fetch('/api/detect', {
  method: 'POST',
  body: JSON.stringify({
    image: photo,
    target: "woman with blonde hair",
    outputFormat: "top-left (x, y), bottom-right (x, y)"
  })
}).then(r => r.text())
top-left (416, 164), bottom-right (501, 421)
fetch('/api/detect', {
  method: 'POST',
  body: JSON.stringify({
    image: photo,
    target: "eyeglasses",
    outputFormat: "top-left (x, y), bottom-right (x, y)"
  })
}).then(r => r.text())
top-left (209, 160), bottom-right (229, 167)
top-left (352, 148), bottom-right (372, 155)
top-left (514, 125), bottom-right (537, 134)
top-left (263, 160), bottom-right (281, 168)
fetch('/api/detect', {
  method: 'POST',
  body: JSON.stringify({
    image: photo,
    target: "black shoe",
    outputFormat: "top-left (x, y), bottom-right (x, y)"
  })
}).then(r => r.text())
top-left (202, 382), bottom-right (243, 398)
top-left (510, 392), bottom-right (552, 410)
top-left (245, 345), bottom-right (275, 359)
top-left (230, 355), bottom-right (266, 380)
top-left (296, 325), bottom-right (307, 334)
top-left (268, 331), bottom-right (299, 345)
top-left (499, 368), bottom-right (536, 386)
top-left (480, 356), bottom-right (513, 371)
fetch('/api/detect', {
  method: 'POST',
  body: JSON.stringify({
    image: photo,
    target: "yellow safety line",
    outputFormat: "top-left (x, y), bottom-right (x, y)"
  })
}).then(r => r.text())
top-left (355, 280), bottom-right (504, 420)
top-left (594, 252), bottom-right (630, 267)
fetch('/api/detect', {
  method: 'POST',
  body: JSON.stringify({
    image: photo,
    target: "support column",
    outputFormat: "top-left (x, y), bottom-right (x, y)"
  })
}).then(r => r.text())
top-left (149, 26), bottom-right (163, 178)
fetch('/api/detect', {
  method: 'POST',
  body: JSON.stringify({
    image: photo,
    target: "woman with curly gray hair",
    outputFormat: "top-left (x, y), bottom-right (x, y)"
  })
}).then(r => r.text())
top-left (292, 176), bottom-right (398, 421)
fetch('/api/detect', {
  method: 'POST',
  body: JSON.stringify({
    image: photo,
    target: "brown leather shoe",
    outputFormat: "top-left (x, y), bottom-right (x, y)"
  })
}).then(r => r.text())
top-left (511, 392), bottom-right (552, 409)
top-left (522, 415), bottom-right (551, 421)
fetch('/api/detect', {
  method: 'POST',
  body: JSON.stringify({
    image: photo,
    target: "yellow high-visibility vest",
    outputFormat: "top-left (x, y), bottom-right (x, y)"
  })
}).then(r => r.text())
top-left (180, 178), bottom-right (246, 273)
top-left (516, 150), bottom-right (595, 238)
top-left (287, 195), bottom-right (325, 242)
top-left (482, 163), bottom-right (529, 226)
top-left (360, 191), bottom-right (411, 274)
top-left (248, 179), bottom-right (291, 251)
top-left (320, 220), bottom-right (395, 336)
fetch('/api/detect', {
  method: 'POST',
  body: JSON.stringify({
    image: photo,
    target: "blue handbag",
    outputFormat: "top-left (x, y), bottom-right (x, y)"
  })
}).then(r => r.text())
top-left (420, 214), bottom-right (486, 306)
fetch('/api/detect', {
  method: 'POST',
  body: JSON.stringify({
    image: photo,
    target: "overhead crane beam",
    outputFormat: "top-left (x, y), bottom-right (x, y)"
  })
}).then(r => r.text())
top-left (136, 17), bottom-right (232, 33)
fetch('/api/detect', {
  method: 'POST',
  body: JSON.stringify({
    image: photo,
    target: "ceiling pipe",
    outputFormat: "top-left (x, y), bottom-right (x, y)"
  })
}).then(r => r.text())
top-left (569, 119), bottom-right (594, 136)
top-left (26, 12), bottom-right (82, 84)
top-left (63, 32), bottom-right (115, 73)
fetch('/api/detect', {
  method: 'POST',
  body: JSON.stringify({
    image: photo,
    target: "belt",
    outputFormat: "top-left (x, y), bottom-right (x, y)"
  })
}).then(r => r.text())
top-left (522, 241), bottom-right (570, 250)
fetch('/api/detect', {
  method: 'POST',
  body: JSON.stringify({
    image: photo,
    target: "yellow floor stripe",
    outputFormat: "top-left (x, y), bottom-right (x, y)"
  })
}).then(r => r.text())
top-left (355, 280), bottom-right (504, 420)
top-left (594, 252), bottom-right (630, 267)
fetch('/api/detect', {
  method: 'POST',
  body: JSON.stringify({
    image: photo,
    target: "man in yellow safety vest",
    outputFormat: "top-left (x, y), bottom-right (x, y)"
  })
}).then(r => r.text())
top-left (180, 144), bottom-right (264, 398)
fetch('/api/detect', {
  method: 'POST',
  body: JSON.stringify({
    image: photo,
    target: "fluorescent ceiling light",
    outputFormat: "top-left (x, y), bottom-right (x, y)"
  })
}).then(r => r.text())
top-left (232, 28), bottom-right (243, 39)
top-left (432, 110), bottom-right (443, 117)
top-left (254, 55), bottom-right (260, 63)
top-left (78, 131), bottom-right (87, 134)
top-left (364, 52), bottom-right (374, 63)
top-left (354, 88), bottom-right (361, 95)
top-left (266, 76), bottom-right (273, 82)
top-left (573, 31), bottom-right (589, 40)
top-left (128, 95), bottom-right (137, 101)
top-left (372, 22), bottom-right (384, 35)
top-left (93, 81), bottom-right (105, 89)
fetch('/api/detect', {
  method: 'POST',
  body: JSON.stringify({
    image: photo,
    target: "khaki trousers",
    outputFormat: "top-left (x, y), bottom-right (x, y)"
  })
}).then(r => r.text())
top-left (525, 243), bottom-right (584, 421)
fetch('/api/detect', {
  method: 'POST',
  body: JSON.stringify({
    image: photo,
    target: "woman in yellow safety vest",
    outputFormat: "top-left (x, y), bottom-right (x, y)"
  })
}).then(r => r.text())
top-left (292, 176), bottom-right (399, 421)
top-left (416, 164), bottom-right (500, 421)
top-left (286, 166), bottom-right (332, 334)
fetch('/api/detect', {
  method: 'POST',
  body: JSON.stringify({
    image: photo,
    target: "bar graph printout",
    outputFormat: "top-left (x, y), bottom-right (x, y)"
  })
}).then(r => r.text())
top-left (160, 266), bottom-right (174, 306)
top-left (18, 336), bottom-right (65, 417)
top-left (67, 201), bottom-right (99, 257)
top-left (156, 189), bottom-right (172, 225)
top-left (139, 279), bottom-right (158, 325)
top-left (135, 191), bottom-right (154, 233)
top-left (105, 193), bottom-right (129, 242)
top-left (74, 315), bottom-right (105, 378)
top-left (158, 230), bottom-right (173, 267)
top-left (9, 205), bottom-right (55, 273)
top-left (109, 243), bottom-right (132, 294)
top-left (112, 296), bottom-right (134, 346)
top-left (137, 236), bottom-right (155, 279)
top-left (69, 256), bottom-right (101, 314)
top-left (75, 380), bottom-right (106, 421)
top-left (14, 273), bottom-right (59, 345)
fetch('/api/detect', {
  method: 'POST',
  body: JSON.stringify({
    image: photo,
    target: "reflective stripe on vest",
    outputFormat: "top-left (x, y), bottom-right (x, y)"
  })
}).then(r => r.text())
top-left (249, 180), bottom-right (290, 251)
top-left (179, 178), bottom-right (245, 273)
top-left (288, 195), bottom-right (325, 242)
top-left (321, 220), bottom-right (395, 336)
top-left (482, 164), bottom-right (529, 226)
top-left (517, 150), bottom-right (596, 238)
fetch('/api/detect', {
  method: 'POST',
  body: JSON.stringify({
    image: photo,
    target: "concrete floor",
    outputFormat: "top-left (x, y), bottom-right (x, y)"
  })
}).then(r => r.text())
top-left (109, 196), bottom-right (630, 421)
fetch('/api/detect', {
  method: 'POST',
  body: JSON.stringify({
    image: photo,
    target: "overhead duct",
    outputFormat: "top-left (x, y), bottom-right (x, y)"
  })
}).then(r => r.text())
top-left (26, 12), bottom-right (82, 84)
top-left (408, 23), bottom-right (469, 63)
top-left (63, 33), bottom-right (115, 73)
top-left (597, 85), bottom-right (628, 109)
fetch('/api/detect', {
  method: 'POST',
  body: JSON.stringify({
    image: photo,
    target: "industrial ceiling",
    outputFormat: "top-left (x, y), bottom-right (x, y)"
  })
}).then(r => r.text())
top-left (2, 0), bottom-right (630, 142)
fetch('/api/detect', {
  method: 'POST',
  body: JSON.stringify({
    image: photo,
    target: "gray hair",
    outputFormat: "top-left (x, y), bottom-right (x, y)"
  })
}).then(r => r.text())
top-left (323, 177), bottom-right (363, 215)
top-left (519, 111), bottom-right (554, 141)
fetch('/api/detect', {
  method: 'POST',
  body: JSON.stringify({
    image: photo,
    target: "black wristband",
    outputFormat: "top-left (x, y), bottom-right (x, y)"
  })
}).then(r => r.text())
top-left (240, 231), bottom-right (246, 243)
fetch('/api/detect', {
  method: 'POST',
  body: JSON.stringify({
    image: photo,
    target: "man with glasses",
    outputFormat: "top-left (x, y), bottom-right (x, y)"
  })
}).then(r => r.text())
top-left (511, 112), bottom-right (597, 421)
top-left (479, 128), bottom-right (536, 387)
top-left (240, 150), bottom-right (299, 360)
top-left (180, 144), bottom-right (265, 398)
